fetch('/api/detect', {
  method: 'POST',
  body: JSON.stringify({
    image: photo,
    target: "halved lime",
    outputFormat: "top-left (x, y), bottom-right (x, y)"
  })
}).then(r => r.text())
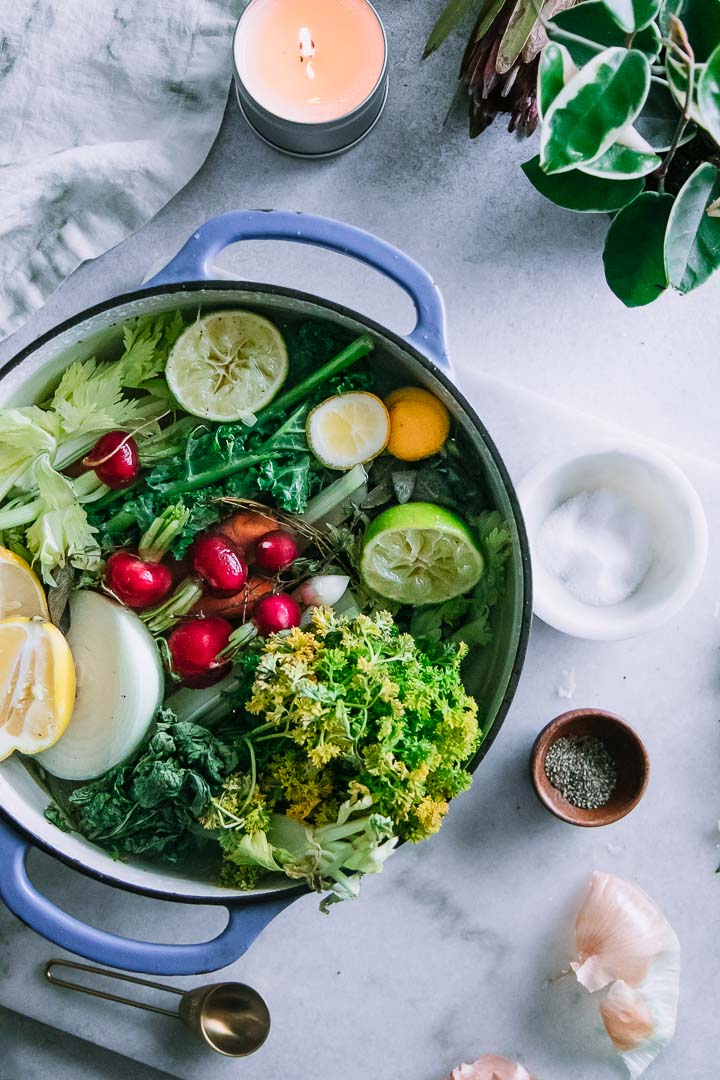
top-left (360, 503), bottom-right (484, 605)
top-left (166, 311), bottom-right (288, 423)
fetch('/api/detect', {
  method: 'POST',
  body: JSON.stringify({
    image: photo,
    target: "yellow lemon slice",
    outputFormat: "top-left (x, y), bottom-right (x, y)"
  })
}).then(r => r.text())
top-left (0, 546), bottom-right (49, 620)
top-left (0, 618), bottom-right (76, 761)
top-left (166, 311), bottom-right (288, 422)
top-left (307, 392), bottom-right (390, 470)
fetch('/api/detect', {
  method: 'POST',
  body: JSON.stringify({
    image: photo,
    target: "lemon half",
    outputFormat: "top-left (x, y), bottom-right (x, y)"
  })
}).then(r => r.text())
top-left (0, 618), bottom-right (76, 760)
top-left (0, 546), bottom-right (49, 621)
top-left (307, 392), bottom-right (390, 470)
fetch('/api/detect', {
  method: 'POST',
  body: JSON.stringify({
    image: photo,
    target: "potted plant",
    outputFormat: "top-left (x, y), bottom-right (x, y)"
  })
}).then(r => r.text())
top-left (426, 0), bottom-right (720, 306)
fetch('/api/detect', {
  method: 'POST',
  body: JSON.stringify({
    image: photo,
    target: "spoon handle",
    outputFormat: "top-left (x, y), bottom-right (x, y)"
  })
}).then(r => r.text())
top-left (45, 958), bottom-right (184, 1018)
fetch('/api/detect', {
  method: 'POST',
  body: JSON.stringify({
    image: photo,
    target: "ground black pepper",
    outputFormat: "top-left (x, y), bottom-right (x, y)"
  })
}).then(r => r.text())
top-left (544, 735), bottom-right (617, 810)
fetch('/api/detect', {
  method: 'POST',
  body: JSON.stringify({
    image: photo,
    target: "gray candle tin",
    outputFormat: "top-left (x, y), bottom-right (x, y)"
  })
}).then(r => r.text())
top-left (232, 2), bottom-right (388, 159)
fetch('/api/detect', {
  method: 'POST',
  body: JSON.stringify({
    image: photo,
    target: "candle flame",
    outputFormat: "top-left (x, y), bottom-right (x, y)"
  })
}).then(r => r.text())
top-left (298, 26), bottom-right (315, 59)
top-left (298, 26), bottom-right (316, 80)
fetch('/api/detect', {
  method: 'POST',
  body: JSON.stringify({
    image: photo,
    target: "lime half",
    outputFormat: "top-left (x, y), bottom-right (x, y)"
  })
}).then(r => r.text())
top-left (360, 503), bottom-right (484, 605)
top-left (166, 311), bottom-right (288, 422)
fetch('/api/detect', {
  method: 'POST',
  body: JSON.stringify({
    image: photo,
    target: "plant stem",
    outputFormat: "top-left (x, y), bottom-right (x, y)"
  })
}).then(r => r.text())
top-left (256, 333), bottom-right (374, 425)
top-left (543, 23), bottom-right (605, 56)
top-left (656, 54), bottom-right (695, 191)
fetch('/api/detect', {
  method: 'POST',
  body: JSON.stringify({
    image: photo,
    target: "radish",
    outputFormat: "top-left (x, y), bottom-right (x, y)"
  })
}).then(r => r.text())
top-left (255, 529), bottom-right (299, 573)
top-left (253, 593), bottom-right (302, 636)
top-left (295, 575), bottom-right (349, 608)
top-left (190, 533), bottom-right (248, 598)
top-left (105, 551), bottom-right (173, 610)
top-left (84, 431), bottom-right (139, 489)
top-left (167, 615), bottom-right (233, 688)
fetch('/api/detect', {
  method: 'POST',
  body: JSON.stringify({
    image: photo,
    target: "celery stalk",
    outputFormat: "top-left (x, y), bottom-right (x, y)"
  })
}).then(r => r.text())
top-left (301, 463), bottom-right (367, 526)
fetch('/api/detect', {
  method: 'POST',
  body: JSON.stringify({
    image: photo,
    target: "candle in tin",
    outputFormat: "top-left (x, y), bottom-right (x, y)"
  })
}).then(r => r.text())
top-left (233, 0), bottom-right (388, 157)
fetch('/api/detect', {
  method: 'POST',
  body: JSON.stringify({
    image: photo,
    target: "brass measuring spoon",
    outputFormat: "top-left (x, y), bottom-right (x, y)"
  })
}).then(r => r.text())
top-left (45, 958), bottom-right (271, 1057)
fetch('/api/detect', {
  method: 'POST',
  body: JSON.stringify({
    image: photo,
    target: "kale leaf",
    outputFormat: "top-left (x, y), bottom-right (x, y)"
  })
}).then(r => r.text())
top-left (51, 710), bottom-right (240, 862)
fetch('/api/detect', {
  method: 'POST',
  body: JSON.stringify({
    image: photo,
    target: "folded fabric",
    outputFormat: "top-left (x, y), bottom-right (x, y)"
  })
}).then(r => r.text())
top-left (0, 0), bottom-right (239, 341)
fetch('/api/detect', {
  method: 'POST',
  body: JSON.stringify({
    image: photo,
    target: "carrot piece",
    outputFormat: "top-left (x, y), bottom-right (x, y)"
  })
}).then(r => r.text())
top-left (214, 510), bottom-right (278, 559)
top-left (192, 574), bottom-right (275, 620)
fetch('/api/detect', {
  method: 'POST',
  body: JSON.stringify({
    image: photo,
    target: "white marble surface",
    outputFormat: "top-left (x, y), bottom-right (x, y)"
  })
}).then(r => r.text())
top-left (1, 377), bottom-right (719, 1080)
top-left (1, 3), bottom-right (719, 1078)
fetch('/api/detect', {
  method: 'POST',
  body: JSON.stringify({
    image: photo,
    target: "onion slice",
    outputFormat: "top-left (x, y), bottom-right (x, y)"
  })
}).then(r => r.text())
top-left (448, 1056), bottom-right (536, 1080)
top-left (572, 872), bottom-right (680, 1078)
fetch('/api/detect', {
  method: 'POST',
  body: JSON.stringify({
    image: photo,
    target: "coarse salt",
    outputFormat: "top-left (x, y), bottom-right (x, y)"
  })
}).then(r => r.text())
top-left (537, 488), bottom-right (653, 607)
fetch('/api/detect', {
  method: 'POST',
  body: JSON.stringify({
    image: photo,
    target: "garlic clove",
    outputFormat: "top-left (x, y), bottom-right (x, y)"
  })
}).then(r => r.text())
top-left (449, 1056), bottom-right (536, 1080)
top-left (571, 872), bottom-right (673, 992)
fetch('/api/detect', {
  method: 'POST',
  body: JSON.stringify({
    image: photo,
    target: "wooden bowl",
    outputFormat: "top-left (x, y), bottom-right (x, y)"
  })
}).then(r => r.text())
top-left (530, 709), bottom-right (649, 826)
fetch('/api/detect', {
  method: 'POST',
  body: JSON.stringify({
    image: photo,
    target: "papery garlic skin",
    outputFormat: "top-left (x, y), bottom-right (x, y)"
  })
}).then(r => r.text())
top-left (449, 1055), bottom-right (536, 1080)
top-left (572, 872), bottom-right (680, 1079)
top-left (572, 872), bottom-right (672, 992)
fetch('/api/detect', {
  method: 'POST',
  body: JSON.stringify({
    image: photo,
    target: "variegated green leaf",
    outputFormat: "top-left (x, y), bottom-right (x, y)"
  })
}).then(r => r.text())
top-left (540, 48), bottom-right (651, 174)
top-left (523, 154), bottom-right (645, 211)
top-left (579, 141), bottom-right (661, 178)
top-left (423, 0), bottom-right (485, 57)
top-left (538, 42), bottom-right (577, 118)
top-left (666, 54), bottom-right (705, 124)
top-left (497, 0), bottom-right (547, 75)
top-left (636, 77), bottom-right (696, 150)
top-left (664, 163), bottom-right (720, 292)
top-left (603, 191), bottom-right (673, 306)
top-left (549, 3), bottom-right (661, 66)
top-left (603, 0), bottom-right (661, 32)
top-left (698, 43), bottom-right (720, 143)
top-left (672, 0), bottom-right (720, 62)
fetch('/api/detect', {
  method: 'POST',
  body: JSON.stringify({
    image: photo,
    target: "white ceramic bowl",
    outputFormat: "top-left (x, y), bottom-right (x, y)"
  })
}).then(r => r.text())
top-left (517, 442), bottom-right (708, 640)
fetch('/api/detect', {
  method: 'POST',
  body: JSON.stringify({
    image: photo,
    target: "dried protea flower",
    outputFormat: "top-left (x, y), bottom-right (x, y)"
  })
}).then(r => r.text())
top-left (426, 0), bottom-right (578, 138)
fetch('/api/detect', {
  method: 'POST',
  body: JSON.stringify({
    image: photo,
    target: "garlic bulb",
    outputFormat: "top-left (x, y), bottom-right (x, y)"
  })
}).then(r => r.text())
top-left (572, 872), bottom-right (680, 1078)
top-left (449, 1056), bottom-right (536, 1080)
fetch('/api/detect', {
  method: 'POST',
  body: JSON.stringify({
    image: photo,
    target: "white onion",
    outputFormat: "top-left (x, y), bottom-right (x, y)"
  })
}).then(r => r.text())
top-left (36, 591), bottom-right (163, 780)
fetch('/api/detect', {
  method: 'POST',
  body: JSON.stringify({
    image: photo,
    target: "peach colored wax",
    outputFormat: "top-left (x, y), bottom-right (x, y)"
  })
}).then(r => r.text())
top-left (235, 0), bottom-right (386, 124)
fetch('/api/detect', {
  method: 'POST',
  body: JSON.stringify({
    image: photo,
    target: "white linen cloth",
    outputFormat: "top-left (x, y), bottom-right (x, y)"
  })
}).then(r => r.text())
top-left (0, 0), bottom-right (239, 341)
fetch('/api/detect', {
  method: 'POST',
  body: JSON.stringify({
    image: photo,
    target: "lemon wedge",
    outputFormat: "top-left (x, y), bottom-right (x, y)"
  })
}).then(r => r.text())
top-left (0, 617), bottom-right (76, 761)
top-left (166, 311), bottom-right (288, 422)
top-left (307, 392), bottom-right (390, 470)
top-left (0, 546), bottom-right (49, 620)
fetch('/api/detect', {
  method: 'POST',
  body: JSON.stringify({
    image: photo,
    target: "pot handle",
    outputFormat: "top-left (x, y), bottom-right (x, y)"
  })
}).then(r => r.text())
top-left (146, 209), bottom-right (450, 370)
top-left (0, 820), bottom-right (297, 976)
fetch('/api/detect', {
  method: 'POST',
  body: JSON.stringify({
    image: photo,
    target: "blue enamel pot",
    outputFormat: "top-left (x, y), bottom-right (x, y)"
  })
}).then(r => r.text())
top-left (0, 211), bottom-right (531, 976)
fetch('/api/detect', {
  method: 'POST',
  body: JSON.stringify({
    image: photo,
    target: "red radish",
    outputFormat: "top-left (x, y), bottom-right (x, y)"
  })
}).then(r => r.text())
top-left (253, 593), bottom-right (302, 636)
top-left (167, 615), bottom-right (233, 688)
top-left (255, 529), bottom-right (300, 573)
top-left (85, 431), bottom-right (139, 489)
top-left (105, 551), bottom-right (173, 610)
top-left (190, 534), bottom-right (248, 598)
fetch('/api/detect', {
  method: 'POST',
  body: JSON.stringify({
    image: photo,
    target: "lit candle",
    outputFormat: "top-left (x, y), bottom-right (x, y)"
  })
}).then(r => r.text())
top-left (233, 0), bottom-right (388, 157)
